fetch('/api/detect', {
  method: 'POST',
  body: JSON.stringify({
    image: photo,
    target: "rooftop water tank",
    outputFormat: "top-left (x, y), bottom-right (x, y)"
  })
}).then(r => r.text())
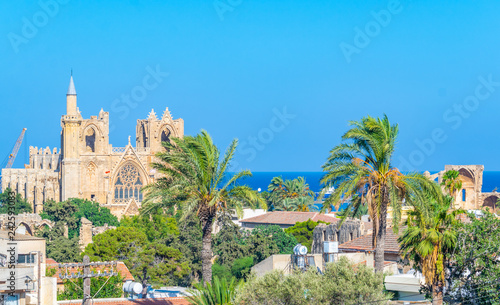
top-left (123, 281), bottom-right (143, 295)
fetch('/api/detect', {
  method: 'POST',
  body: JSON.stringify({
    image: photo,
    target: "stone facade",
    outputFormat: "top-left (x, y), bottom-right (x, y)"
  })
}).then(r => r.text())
top-left (79, 217), bottom-right (93, 251)
top-left (426, 165), bottom-right (500, 211)
top-left (1, 76), bottom-right (184, 219)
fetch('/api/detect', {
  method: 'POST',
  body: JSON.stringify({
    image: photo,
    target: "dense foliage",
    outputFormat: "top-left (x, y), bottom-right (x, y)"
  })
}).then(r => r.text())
top-left (321, 115), bottom-right (443, 272)
top-left (187, 276), bottom-right (241, 305)
top-left (83, 221), bottom-right (191, 291)
top-left (444, 212), bottom-right (500, 304)
top-left (56, 269), bottom-right (124, 300)
top-left (284, 219), bottom-right (326, 251)
top-left (266, 176), bottom-right (316, 211)
top-left (40, 198), bottom-right (119, 239)
top-left (35, 198), bottom-right (118, 262)
top-left (235, 256), bottom-right (389, 305)
top-left (141, 130), bottom-right (263, 283)
top-left (399, 195), bottom-right (463, 304)
top-left (0, 188), bottom-right (32, 214)
top-left (335, 195), bottom-right (369, 219)
top-left (212, 218), bottom-right (296, 281)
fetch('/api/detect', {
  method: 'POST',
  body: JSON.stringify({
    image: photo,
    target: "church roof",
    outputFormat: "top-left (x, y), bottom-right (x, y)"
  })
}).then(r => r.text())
top-left (67, 76), bottom-right (77, 95)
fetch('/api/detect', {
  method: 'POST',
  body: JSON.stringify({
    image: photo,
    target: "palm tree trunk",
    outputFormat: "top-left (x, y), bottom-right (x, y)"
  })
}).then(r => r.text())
top-left (432, 283), bottom-right (443, 305)
top-left (201, 215), bottom-right (214, 284)
top-left (374, 201), bottom-right (388, 272)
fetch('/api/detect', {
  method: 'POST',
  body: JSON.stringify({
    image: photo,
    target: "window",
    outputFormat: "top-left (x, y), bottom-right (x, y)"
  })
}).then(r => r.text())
top-left (462, 189), bottom-right (466, 202)
top-left (161, 128), bottom-right (171, 150)
top-left (85, 128), bottom-right (96, 152)
top-left (18, 254), bottom-right (35, 264)
top-left (113, 164), bottom-right (143, 204)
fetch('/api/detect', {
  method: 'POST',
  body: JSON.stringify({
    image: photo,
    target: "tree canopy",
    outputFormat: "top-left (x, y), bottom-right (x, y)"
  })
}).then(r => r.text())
top-left (0, 188), bottom-right (32, 214)
top-left (321, 115), bottom-right (442, 272)
top-left (235, 256), bottom-right (389, 305)
top-left (141, 130), bottom-right (263, 283)
top-left (284, 219), bottom-right (326, 251)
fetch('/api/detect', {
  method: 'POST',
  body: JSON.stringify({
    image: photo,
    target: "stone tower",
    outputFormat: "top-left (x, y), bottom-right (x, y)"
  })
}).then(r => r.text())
top-left (61, 76), bottom-right (82, 201)
top-left (136, 108), bottom-right (184, 154)
top-left (2, 74), bottom-right (184, 219)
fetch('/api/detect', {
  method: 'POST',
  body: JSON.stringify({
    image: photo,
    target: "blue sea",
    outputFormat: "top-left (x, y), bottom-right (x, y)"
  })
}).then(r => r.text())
top-left (236, 171), bottom-right (500, 193)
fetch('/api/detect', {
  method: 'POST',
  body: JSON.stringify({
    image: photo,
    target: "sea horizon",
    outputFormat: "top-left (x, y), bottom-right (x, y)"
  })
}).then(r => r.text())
top-left (233, 171), bottom-right (500, 194)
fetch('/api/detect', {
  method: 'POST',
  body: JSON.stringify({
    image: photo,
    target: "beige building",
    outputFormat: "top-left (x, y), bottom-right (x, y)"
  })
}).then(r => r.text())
top-left (1, 76), bottom-right (184, 219)
top-left (0, 230), bottom-right (56, 305)
top-left (426, 165), bottom-right (500, 211)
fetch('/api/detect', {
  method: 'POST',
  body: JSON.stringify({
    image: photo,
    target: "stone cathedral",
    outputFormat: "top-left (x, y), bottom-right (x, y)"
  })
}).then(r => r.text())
top-left (1, 76), bottom-right (184, 219)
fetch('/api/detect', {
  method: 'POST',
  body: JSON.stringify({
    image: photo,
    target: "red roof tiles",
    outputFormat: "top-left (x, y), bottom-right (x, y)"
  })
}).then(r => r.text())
top-left (338, 228), bottom-right (401, 254)
top-left (45, 258), bottom-right (58, 264)
top-left (240, 211), bottom-right (339, 225)
top-left (47, 261), bottom-right (134, 284)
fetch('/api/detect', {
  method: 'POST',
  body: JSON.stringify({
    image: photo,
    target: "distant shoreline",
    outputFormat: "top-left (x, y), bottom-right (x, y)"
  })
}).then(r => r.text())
top-left (229, 171), bottom-right (500, 193)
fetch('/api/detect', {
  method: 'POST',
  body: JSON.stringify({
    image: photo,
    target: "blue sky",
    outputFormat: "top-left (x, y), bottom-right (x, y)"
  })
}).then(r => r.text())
top-left (1, 0), bottom-right (500, 172)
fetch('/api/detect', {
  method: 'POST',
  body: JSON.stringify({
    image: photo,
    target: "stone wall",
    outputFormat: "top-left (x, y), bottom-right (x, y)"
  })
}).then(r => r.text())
top-left (79, 217), bottom-right (93, 251)
top-left (0, 213), bottom-right (54, 236)
top-left (311, 219), bottom-right (365, 254)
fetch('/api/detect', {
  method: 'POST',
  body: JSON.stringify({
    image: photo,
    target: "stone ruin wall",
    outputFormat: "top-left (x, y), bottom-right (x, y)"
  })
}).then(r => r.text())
top-left (311, 219), bottom-right (366, 254)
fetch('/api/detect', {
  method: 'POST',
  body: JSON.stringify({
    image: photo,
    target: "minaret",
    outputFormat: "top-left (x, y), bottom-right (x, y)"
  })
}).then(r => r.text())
top-left (61, 74), bottom-right (82, 201)
top-left (66, 75), bottom-right (77, 115)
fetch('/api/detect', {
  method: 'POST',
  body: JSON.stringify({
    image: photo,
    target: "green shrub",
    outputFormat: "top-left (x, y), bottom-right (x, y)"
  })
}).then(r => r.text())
top-left (235, 256), bottom-right (389, 305)
top-left (231, 256), bottom-right (253, 280)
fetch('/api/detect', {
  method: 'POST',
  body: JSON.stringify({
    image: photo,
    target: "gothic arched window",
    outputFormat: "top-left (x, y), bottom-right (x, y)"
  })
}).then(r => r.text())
top-left (113, 164), bottom-right (143, 204)
top-left (87, 162), bottom-right (97, 191)
top-left (161, 128), bottom-right (171, 150)
top-left (85, 128), bottom-right (96, 152)
top-left (140, 125), bottom-right (148, 148)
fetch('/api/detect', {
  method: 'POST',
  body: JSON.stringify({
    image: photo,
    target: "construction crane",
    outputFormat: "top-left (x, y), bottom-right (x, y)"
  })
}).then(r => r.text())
top-left (0, 128), bottom-right (27, 191)
top-left (6, 128), bottom-right (27, 169)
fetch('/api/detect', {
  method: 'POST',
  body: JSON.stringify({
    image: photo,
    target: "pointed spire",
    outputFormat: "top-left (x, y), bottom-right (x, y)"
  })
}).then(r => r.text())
top-left (67, 75), bottom-right (77, 95)
top-left (162, 107), bottom-right (172, 121)
top-left (148, 109), bottom-right (157, 120)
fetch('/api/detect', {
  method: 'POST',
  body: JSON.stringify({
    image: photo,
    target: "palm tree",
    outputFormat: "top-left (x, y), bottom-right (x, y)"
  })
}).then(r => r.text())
top-left (267, 176), bottom-right (315, 211)
top-left (321, 115), bottom-right (442, 272)
top-left (336, 195), bottom-right (369, 219)
top-left (294, 196), bottom-right (318, 212)
top-left (186, 276), bottom-right (241, 305)
top-left (141, 130), bottom-right (263, 283)
top-left (399, 196), bottom-right (463, 305)
top-left (283, 177), bottom-right (315, 198)
top-left (440, 170), bottom-right (462, 206)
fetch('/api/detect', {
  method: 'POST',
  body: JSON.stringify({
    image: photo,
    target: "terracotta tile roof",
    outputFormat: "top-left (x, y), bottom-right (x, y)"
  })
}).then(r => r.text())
top-left (362, 221), bottom-right (373, 232)
top-left (338, 228), bottom-right (401, 254)
top-left (353, 260), bottom-right (394, 267)
top-left (46, 258), bottom-right (58, 264)
top-left (59, 297), bottom-right (189, 305)
top-left (48, 261), bottom-right (134, 284)
top-left (240, 211), bottom-right (339, 225)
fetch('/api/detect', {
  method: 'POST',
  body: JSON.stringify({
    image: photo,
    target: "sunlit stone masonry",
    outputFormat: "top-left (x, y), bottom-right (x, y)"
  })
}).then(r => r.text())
top-left (1, 76), bottom-right (184, 219)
